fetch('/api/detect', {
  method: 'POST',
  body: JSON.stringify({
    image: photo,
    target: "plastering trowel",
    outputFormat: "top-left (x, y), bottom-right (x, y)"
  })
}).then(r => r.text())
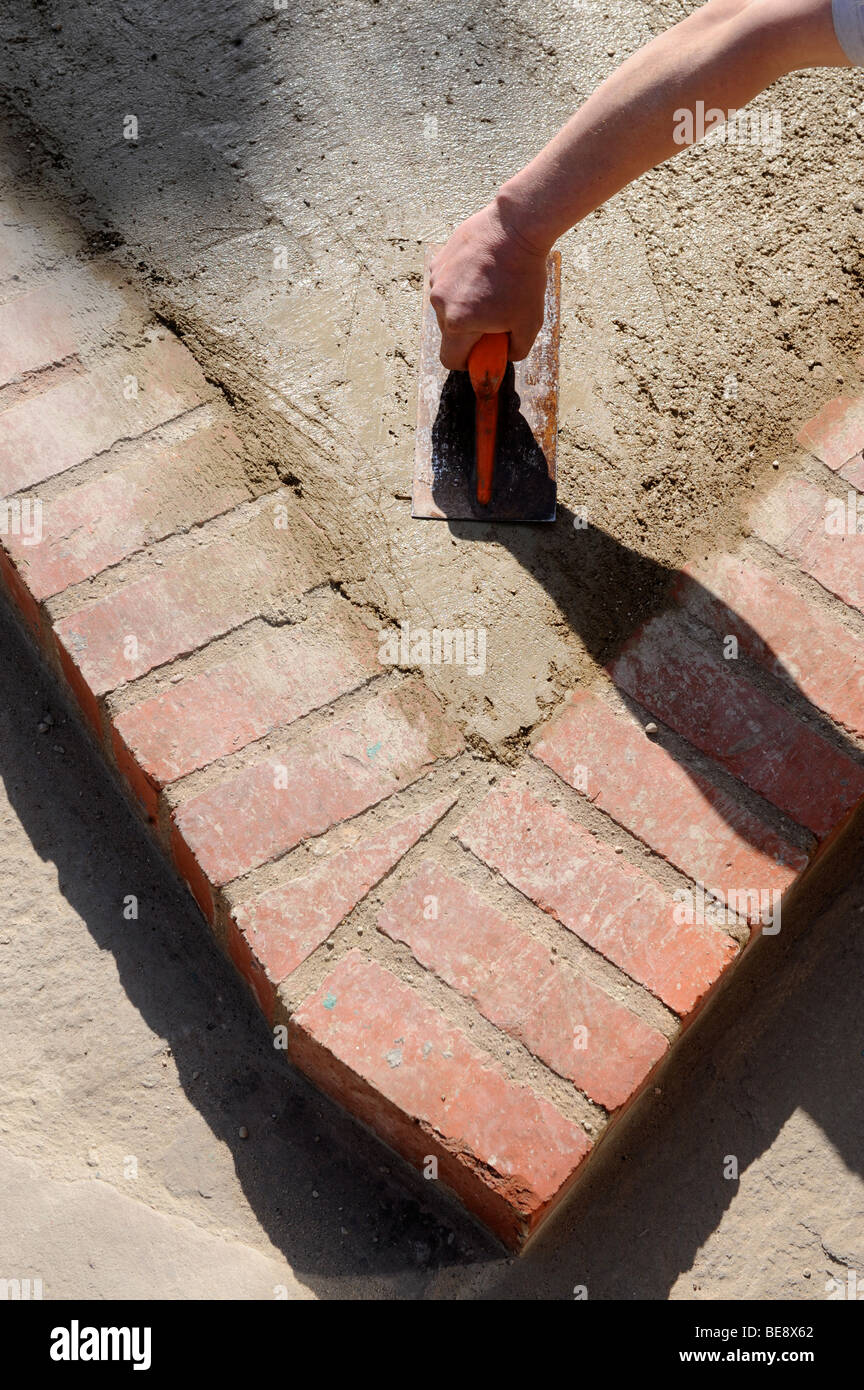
top-left (412, 244), bottom-right (561, 522)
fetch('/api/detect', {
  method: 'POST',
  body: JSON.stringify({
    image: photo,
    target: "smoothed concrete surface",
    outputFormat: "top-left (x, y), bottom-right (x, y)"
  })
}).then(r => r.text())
top-left (0, 1147), bottom-right (313, 1301)
top-left (3, 2), bottom-right (864, 747)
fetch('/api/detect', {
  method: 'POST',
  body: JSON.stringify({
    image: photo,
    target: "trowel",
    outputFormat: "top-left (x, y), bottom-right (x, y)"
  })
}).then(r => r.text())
top-left (412, 245), bottom-right (561, 522)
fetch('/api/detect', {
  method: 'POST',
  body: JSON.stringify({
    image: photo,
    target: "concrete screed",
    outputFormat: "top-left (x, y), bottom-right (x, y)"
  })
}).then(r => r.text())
top-left (1, 0), bottom-right (864, 1294)
top-left (2, 0), bottom-right (864, 744)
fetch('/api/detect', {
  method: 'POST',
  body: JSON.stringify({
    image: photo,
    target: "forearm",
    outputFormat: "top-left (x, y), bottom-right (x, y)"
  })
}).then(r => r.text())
top-left (429, 0), bottom-right (852, 367)
top-left (498, 0), bottom-right (850, 253)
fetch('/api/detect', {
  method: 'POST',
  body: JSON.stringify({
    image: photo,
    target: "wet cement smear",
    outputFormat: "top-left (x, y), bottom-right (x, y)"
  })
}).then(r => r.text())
top-left (430, 365), bottom-right (556, 522)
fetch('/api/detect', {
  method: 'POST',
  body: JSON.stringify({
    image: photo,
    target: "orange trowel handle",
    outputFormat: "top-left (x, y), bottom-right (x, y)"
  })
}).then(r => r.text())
top-left (468, 332), bottom-right (509, 507)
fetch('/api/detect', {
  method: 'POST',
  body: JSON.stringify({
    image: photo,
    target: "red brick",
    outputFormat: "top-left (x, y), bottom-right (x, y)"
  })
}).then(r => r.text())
top-left (0, 335), bottom-right (208, 493)
top-left (676, 553), bottom-right (864, 739)
top-left (171, 680), bottom-right (462, 890)
top-left (457, 784), bottom-right (738, 1016)
top-left (534, 689), bottom-right (807, 891)
top-left (4, 423), bottom-right (250, 600)
top-left (750, 476), bottom-right (825, 553)
top-left (112, 600), bottom-right (379, 817)
top-left (840, 454), bottom-right (864, 491)
top-left (750, 477), bottom-right (864, 615)
top-left (796, 395), bottom-right (864, 471)
top-left (378, 861), bottom-right (668, 1111)
top-left (287, 951), bottom-right (593, 1249)
top-left (230, 795), bottom-right (456, 1020)
top-left (610, 611), bottom-right (864, 838)
top-left (0, 283), bottom-right (77, 386)
top-left (52, 501), bottom-right (318, 697)
top-left (0, 540), bottom-right (42, 636)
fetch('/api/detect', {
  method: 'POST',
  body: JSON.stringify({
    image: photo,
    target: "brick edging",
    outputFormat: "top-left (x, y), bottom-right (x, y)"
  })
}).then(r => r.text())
top-left (3, 196), bottom-right (864, 1248)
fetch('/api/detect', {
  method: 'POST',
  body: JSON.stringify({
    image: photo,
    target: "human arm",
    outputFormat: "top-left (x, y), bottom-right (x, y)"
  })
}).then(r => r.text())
top-left (430, 0), bottom-right (852, 368)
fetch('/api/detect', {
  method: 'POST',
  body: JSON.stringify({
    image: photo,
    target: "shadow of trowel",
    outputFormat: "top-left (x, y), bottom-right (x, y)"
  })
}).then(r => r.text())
top-left (427, 363), bottom-right (556, 522)
top-left (411, 245), bottom-right (561, 524)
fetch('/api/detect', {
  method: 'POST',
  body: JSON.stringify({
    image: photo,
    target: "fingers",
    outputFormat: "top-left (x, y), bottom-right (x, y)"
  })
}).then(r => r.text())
top-left (439, 329), bottom-right (481, 371)
top-left (430, 281), bottom-right (476, 369)
top-left (430, 235), bottom-right (544, 369)
top-left (508, 319), bottom-right (544, 362)
top-left (439, 322), bottom-right (541, 370)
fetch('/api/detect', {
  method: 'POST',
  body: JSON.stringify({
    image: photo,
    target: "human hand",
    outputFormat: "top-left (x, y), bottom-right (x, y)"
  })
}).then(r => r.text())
top-left (429, 195), bottom-right (551, 370)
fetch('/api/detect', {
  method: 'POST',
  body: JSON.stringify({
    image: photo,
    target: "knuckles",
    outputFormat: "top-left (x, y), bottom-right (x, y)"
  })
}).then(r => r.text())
top-left (431, 301), bottom-right (474, 336)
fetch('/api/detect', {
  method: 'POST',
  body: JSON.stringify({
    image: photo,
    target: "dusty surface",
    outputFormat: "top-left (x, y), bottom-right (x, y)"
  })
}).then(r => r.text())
top-left (2, 0), bottom-right (864, 1300)
top-left (3, 0), bottom-right (864, 748)
top-left (2, 595), bottom-right (864, 1300)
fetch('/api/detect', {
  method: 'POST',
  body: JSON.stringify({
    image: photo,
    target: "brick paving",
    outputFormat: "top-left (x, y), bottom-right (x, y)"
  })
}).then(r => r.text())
top-left (3, 180), bottom-right (864, 1250)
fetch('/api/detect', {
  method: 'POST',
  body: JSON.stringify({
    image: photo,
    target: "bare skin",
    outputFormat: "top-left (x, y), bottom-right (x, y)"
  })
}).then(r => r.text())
top-left (429, 0), bottom-right (851, 370)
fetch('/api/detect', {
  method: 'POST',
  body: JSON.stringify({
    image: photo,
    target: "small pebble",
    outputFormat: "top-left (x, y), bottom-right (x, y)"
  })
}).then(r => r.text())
top-left (614, 846), bottom-right (624, 854)
top-left (239, 1125), bottom-right (248, 1139)
top-left (644, 722), bottom-right (658, 735)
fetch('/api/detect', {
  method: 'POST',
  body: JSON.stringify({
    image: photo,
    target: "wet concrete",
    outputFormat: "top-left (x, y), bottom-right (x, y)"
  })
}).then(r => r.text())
top-left (3, 1), bottom-right (864, 745)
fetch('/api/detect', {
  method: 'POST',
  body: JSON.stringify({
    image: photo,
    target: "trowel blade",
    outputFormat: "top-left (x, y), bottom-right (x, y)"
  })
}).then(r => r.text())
top-left (412, 245), bottom-right (561, 523)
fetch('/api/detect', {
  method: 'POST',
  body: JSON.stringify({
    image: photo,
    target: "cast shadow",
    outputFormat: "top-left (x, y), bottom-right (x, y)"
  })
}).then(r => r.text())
top-left (429, 367), bottom-right (555, 522)
top-left (2, 512), bottom-right (863, 1297)
top-left (448, 498), bottom-right (864, 860)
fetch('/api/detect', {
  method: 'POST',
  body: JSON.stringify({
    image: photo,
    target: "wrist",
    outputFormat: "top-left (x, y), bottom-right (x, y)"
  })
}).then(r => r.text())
top-left (491, 182), bottom-right (557, 258)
